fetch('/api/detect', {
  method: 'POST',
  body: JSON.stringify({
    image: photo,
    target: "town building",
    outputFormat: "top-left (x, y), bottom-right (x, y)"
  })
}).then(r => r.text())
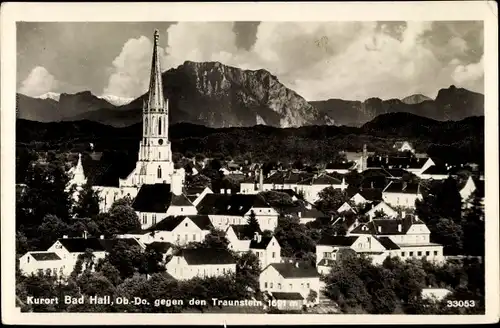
top-left (196, 193), bottom-right (279, 231)
top-left (184, 186), bottom-right (213, 206)
top-left (165, 248), bottom-right (236, 280)
top-left (382, 181), bottom-right (423, 208)
top-left (259, 262), bottom-right (321, 305)
top-left (393, 141), bottom-right (415, 153)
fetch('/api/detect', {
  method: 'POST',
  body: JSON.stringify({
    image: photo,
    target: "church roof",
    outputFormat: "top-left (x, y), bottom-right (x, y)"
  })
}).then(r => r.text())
top-left (80, 152), bottom-right (136, 187)
top-left (175, 248), bottom-right (236, 265)
top-left (147, 29), bottom-right (166, 112)
top-left (132, 184), bottom-right (172, 212)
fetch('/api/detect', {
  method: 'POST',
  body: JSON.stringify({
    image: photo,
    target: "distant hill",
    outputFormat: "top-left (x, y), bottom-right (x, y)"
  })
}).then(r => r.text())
top-left (15, 61), bottom-right (483, 128)
top-left (310, 85), bottom-right (484, 126)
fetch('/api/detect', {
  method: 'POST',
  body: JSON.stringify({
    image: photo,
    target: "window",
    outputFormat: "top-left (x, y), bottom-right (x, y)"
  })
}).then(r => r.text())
top-left (185, 234), bottom-right (188, 241)
top-left (217, 268), bottom-right (220, 274)
top-left (223, 268), bottom-right (226, 274)
top-left (177, 234), bottom-right (180, 241)
top-left (289, 284), bottom-right (292, 289)
top-left (401, 252), bottom-right (405, 257)
top-left (142, 214), bottom-right (147, 225)
top-left (185, 222), bottom-right (188, 227)
top-left (434, 251), bottom-right (438, 256)
top-left (425, 251), bottom-right (430, 256)
top-left (177, 257), bottom-right (180, 264)
top-left (193, 234), bottom-right (196, 241)
top-left (270, 283), bottom-right (273, 288)
top-left (301, 283), bottom-right (304, 288)
top-left (157, 166), bottom-right (162, 179)
top-left (145, 118), bottom-right (148, 134)
top-left (306, 283), bottom-right (310, 288)
top-left (152, 214), bottom-right (157, 225)
top-left (278, 283), bottom-right (281, 289)
top-left (264, 282), bottom-right (268, 288)
top-left (409, 252), bottom-right (414, 257)
top-left (272, 252), bottom-right (276, 258)
top-left (417, 251), bottom-right (422, 256)
top-left (158, 117), bottom-right (162, 135)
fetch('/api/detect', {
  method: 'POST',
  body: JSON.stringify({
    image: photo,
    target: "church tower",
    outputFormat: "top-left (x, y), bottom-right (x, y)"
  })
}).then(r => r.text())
top-left (136, 29), bottom-right (174, 185)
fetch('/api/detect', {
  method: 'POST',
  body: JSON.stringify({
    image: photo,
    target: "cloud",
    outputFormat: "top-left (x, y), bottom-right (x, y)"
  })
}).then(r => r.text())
top-left (103, 21), bottom-right (484, 101)
top-left (19, 66), bottom-right (59, 97)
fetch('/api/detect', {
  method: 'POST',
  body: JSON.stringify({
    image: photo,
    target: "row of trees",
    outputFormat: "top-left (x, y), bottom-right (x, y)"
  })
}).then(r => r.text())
top-left (322, 253), bottom-right (485, 314)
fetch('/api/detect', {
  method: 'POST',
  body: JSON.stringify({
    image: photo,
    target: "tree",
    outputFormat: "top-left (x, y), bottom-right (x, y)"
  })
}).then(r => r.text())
top-left (461, 191), bottom-right (484, 256)
top-left (274, 215), bottom-right (315, 259)
top-left (106, 240), bottom-right (145, 279)
top-left (315, 187), bottom-right (349, 216)
top-left (235, 252), bottom-right (260, 297)
top-left (142, 243), bottom-right (166, 275)
top-left (186, 174), bottom-right (211, 189)
top-left (246, 210), bottom-right (260, 236)
top-left (307, 289), bottom-right (318, 304)
top-left (200, 228), bottom-right (229, 249)
top-left (73, 183), bottom-right (100, 219)
top-left (259, 191), bottom-right (294, 209)
top-left (99, 201), bottom-right (141, 236)
top-left (36, 214), bottom-right (70, 250)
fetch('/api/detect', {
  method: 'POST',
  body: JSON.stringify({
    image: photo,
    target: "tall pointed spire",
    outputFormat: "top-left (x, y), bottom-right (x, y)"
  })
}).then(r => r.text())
top-left (148, 29), bottom-right (165, 111)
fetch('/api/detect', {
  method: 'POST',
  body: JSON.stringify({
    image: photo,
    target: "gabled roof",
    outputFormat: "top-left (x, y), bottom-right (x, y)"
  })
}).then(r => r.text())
top-left (148, 215), bottom-right (213, 232)
top-left (57, 237), bottom-right (142, 253)
top-left (196, 194), bottom-right (271, 216)
top-left (80, 152), bottom-right (136, 187)
top-left (171, 194), bottom-right (195, 206)
top-left (177, 248), bottom-right (235, 265)
top-left (30, 252), bottom-right (61, 261)
top-left (249, 236), bottom-right (274, 249)
top-left (317, 235), bottom-right (359, 246)
top-left (229, 224), bottom-right (260, 240)
top-left (383, 181), bottom-right (422, 194)
top-left (374, 236), bottom-right (400, 250)
top-left (184, 186), bottom-right (206, 195)
top-left (354, 189), bottom-right (383, 202)
top-left (298, 174), bottom-right (342, 186)
top-left (350, 215), bottom-right (424, 235)
top-left (268, 263), bottom-right (319, 278)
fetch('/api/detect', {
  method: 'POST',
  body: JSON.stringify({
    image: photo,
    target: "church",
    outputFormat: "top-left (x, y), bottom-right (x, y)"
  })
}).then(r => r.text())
top-left (67, 29), bottom-right (186, 217)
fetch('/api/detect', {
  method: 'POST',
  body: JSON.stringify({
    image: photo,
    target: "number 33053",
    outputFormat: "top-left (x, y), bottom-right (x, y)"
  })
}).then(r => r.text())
top-left (447, 300), bottom-right (476, 307)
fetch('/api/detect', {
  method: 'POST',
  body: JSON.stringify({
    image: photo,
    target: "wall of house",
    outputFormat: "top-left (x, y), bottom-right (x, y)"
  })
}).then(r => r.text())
top-left (351, 194), bottom-right (368, 205)
top-left (165, 205), bottom-right (198, 217)
top-left (259, 266), bottom-right (320, 302)
top-left (366, 202), bottom-right (398, 219)
top-left (166, 257), bottom-right (236, 280)
top-left (394, 245), bottom-right (445, 263)
top-left (137, 212), bottom-right (169, 230)
top-left (209, 215), bottom-right (249, 231)
top-left (420, 174), bottom-right (449, 180)
top-left (315, 245), bottom-right (339, 266)
top-left (19, 254), bottom-right (68, 276)
top-left (251, 238), bottom-right (281, 268)
top-left (240, 183), bottom-right (256, 194)
top-left (171, 220), bottom-right (208, 246)
top-left (382, 192), bottom-right (422, 208)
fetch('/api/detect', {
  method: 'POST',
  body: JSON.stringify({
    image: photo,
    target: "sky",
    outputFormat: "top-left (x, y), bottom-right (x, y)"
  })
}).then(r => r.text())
top-left (17, 21), bottom-right (484, 101)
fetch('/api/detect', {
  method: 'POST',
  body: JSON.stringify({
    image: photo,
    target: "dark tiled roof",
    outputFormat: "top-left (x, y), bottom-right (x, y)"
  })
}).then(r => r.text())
top-left (81, 152), bottom-right (137, 187)
top-left (317, 235), bottom-right (358, 246)
top-left (350, 215), bottom-right (424, 235)
top-left (187, 195), bottom-right (198, 203)
top-left (58, 237), bottom-right (106, 252)
top-left (171, 194), bottom-right (195, 206)
top-left (178, 248), bottom-right (235, 265)
top-left (383, 181), bottom-right (422, 194)
top-left (269, 263), bottom-right (319, 278)
top-left (421, 165), bottom-right (449, 175)
top-left (383, 168), bottom-right (409, 178)
top-left (473, 179), bottom-right (485, 198)
top-left (189, 215), bottom-right (214, 230)
top-left (196, 194), bottom-right (271, 216)
top-left (132, 184), bottom-right (182, 213)
top-left (58, 237), bottom-right (142, 253)
top-left (374, 236), bottom-right (400, 250)
top-left (249, 236), bottom-right (274, 249)
top-left (264, 171), bottom-right (312, 185)
top-left (271, 292), bottom-right (304, 301)
top-left (184, 186), bottom-right (206, 195)
top-left (298, 174), bottom-right (342, 186)
top-left (229, 224), bottom-right (260, 240)
top-left (30, 252), bottom-right (61, 261)
top-left (355, 189), bottom-right (383, 202)
top-left (148, 215), bottom-right (212, 232)
top-left (367, 155), bottom-right (424, 170)
top-left (332, 214), bottom-right (358, 230)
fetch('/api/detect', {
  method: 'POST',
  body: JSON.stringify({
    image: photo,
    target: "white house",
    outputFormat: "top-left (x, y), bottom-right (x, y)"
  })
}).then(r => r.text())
top-left (132, 183), bottom-right (198, 230)
top-left (165, 248), bottom-right (236, 280)
top-left (20, 235), bottom-right (145, 276)
top-left (19, 252), bottom-right (66, 276)
top-left (348, 215), bottom-right (445, 263)
top-left (460, 176), bottom-right (485, 206)
top-left (421, 288), bottom-right (452, 301)
top-left (259, 262), bottom-right (320, 305)
top-left (296, 174), bottom-right (348, 204)
top-left (349, 188), bottom-right (383, 205)
top-left (139, 215), bottom-right (214, 246)
top-left (249, 233), bottom-right (282, 269)
top-left (419, 165), bottom-right (450, 180)
top-left (196, 194), bottom-right (279, 232)
top-left (382, 181), bottom-right (423, 209)
top-left (362, 201), bottom-right (399, 219)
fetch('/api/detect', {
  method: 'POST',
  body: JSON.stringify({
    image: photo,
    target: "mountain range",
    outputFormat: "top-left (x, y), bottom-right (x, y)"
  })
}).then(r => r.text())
top-left (16, 61), bottom-right (484, 128)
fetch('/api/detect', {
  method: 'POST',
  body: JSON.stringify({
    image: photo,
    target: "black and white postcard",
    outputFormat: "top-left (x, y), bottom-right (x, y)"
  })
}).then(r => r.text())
top-left (1, 1), bottom-right (498, 325)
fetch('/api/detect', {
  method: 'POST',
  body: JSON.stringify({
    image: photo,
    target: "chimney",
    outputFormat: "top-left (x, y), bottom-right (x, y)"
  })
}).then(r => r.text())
top-left (254, 231), bottom-right (259, 241)
top-left (220, 188), bottom-right (225, 194)
top-left (377, 226), bottom-right (382, 233)
top-left (226, 189), bottom-right (231, 194)
top-left (386, 156), bottom-right (389, 164)
top-left (415, 215), bottom-right (419, 221)
top-left (371, 181), bottom-right (374, 188)
top-left (295, 262), bottom-right (299, 268)
top-left (63, 235), bottom-right (68, 239)
top-left (298, 211), bottom-right (302, 218)
top-left (171, 173), bottom-right (183, 196)
top-left (259, 168), bottom-right (264, 192)
top-left (398, 224), bottom-right (402, 232)
top-left (257, 235), bottom-right (262, 243)
top-left (100, 235), bottom-right (105, 239)
top-left (83, 231), bottom-right (88, 239)
top-left (401, 211), bottom-right (406, 218)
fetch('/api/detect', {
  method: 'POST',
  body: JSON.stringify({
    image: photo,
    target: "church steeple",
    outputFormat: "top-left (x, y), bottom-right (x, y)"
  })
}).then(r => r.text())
top-left (147, 29), bottom-right (165, 112)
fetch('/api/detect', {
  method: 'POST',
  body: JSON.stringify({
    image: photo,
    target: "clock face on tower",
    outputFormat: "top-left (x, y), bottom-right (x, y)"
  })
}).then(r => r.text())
top-left (158, 139), bottom-right (164, 145)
